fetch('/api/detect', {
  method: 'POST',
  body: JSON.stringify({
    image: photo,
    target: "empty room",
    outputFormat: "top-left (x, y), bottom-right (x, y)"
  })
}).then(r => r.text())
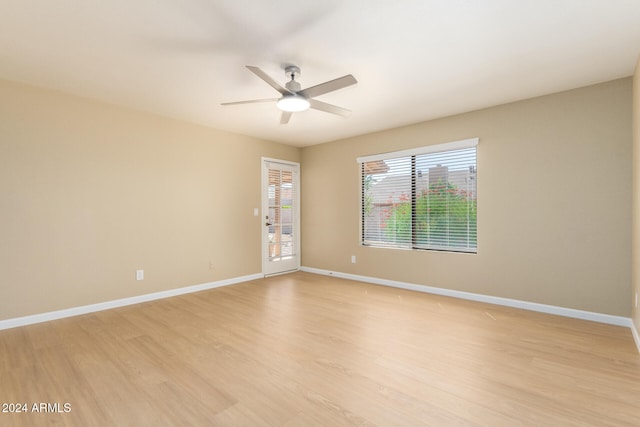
top-left (1, 1), bottom-right (640, 425)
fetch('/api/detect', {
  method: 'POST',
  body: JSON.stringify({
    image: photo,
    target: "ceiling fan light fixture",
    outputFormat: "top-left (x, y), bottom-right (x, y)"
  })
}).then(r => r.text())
top-left (277, 94), bottom-right (310, 112)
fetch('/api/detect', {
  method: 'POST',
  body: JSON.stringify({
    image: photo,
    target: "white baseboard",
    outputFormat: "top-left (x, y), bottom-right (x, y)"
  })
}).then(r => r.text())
top-left (631, 321), bottom-right (640, 354)
top-left (300, 266), bottom-right (633, 329)
top-left (0, 273), bottom-right (263, 331)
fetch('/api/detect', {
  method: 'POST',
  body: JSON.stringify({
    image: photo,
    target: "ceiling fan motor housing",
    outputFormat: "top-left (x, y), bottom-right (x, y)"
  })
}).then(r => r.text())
top-left (284, 66), bottom-right (302, 92)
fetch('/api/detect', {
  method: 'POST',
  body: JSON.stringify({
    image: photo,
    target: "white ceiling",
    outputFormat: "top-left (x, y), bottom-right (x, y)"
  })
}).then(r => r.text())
top-left (1, 1), bottom-right (639, 147)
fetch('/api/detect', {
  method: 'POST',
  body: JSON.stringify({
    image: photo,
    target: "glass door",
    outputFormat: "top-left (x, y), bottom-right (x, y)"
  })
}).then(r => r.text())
top-left (262, 159), bottom-right (300, 275)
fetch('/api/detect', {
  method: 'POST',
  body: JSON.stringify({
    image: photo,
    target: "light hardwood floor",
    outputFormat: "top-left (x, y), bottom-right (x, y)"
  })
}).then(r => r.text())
top-left (1, 272), bottom-right (639, 426)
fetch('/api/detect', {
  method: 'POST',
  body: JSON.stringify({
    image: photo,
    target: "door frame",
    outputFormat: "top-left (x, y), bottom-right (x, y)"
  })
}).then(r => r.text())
top-left (261, 157), bottom-right (301, 276)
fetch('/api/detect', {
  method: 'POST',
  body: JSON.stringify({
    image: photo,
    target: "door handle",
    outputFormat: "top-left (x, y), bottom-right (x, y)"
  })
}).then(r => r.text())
top-left (265, 222), bottom-right (272, 226)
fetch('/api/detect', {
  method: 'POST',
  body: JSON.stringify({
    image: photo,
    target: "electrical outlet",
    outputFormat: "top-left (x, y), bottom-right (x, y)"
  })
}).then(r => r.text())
top-left (635, 292), bottom-right (638, 309)
top-left (209, 260), bottom-right (215, 270)
top-left (136, 270), bottom-right (144, 281)
top-left (351, 255), bottom-right (356, 264)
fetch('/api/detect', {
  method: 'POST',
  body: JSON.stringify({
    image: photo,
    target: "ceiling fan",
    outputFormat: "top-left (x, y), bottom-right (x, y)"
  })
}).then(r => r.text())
top-left (221, 65), bottom-right (357, 124)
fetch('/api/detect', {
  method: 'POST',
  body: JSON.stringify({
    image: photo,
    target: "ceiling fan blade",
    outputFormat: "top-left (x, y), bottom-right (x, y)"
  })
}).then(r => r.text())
top-left (308, 99), bottom-right (351, 117)
top-left (280, 111), bottom-right (293, 124)
top-left (221, 98), bottom-right (278, 106)
top-left (246, 66), bottom-right (293, 95)
top-left (298, 74), bottom-right (357, 98)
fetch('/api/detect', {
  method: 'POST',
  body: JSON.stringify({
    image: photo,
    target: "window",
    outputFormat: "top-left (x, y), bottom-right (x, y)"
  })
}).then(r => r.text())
top-left (358, 138), bottom-right (478, 253)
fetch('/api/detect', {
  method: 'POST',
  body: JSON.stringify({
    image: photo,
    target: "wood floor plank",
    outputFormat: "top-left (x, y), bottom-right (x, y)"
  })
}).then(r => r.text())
top-left (1, 271), bottom-right (639, 426)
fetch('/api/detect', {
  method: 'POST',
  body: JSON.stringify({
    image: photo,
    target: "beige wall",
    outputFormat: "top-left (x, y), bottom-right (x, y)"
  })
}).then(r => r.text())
top-left (0, 79), bottom-right (299, 320)
top-left (1, 76), bottom-right (634, 321)
top-left (633, 57), bottom-right (640, 331)
top-left (302, 78), bottom-right (632, 317)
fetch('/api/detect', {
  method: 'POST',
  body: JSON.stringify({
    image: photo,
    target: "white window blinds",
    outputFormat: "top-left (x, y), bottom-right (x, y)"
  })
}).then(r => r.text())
top-left (358, 138), bottom-right (478, 253)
